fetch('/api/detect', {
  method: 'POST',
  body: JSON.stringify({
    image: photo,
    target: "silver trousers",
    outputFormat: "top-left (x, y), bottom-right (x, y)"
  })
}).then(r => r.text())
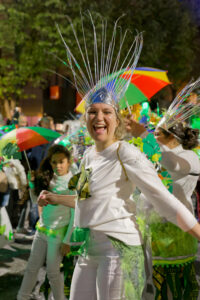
top-left (70, 231), bottom-right (125, 300)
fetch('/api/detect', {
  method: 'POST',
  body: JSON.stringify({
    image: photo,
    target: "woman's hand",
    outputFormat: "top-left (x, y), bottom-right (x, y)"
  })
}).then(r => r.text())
top-left (41, 191), bottom-right (60, 205)
top-left (124, 115), bottom-right (146, 137)
top-left (60, 243), bottom-right (71, 256)
top-left (38, 191), bottom-right (76, 208)
top-left (37, 190), bottom-right (50, 206)
top-left (38, 190), bottom-right (61, 205)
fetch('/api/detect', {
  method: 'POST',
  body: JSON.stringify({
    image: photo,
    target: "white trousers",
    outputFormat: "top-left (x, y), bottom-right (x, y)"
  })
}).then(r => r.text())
top-left (17, 230), bottom-right (65, 300)
top-left (69, 231), bottom-right (124, 300)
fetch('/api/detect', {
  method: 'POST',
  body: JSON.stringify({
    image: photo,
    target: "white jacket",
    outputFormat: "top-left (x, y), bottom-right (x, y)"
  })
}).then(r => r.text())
top-left (74, 141), bottom-right (197, 245)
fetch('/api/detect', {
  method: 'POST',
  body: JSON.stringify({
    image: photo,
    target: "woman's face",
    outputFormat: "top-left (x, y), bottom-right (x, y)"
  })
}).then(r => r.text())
top-left (86, 103), bottom-right (119, 147)
top-left (50, 152), bottom-right (70, 176)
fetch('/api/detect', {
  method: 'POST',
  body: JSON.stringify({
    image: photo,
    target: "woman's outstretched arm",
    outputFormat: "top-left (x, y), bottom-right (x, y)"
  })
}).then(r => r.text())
top-left (38, 190), bottom-right (76, 208)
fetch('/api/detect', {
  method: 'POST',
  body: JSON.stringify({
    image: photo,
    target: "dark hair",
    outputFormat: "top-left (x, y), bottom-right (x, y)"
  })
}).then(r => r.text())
top-left (164, 123), bottom-right (199, 150)
top-left (34, 145), bottom-right (71, 195)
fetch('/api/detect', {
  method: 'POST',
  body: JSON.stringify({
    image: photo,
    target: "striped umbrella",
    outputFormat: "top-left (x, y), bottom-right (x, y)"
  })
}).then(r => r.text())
top-left (75, 67), bottom-right (171, 113)
top-left (0, 127), bottom-right (61, 169)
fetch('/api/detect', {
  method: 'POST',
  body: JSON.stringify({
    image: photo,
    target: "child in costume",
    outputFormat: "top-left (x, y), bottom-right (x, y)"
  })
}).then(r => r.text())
top-left (17, 145), bottom-right (76, 300)
top-left (38, 13), bottom-right (200, 300)
top-left (124, 82), bottom-right (200, 299)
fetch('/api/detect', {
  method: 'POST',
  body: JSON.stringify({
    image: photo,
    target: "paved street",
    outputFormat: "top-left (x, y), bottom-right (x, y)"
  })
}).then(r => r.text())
top-left (0, 234), bottom-right (31, 299)
top-left (0, 233), bottom-right (51, 300)
top-left (0, 234), bottom-right (200, 300)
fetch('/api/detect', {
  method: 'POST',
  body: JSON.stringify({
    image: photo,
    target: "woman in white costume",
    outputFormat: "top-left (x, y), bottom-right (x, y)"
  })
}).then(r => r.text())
top-left (38, 13), bottom-right (200, 300)
top-left (39, 89), bottom-right (200, 300)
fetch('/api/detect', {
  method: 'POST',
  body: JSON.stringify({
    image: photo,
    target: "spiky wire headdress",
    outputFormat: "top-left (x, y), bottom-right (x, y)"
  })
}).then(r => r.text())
top-left (157, 77), bottom-right (200, 136)
top-left (51, 11), bottom-right (143, 111)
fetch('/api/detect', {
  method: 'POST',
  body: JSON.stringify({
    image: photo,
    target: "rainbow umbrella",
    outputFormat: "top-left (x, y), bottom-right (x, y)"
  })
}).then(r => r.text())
top-left (0, 127), bottom-right (61, 168)
top-left (75, 67), bottom-right (171, 113)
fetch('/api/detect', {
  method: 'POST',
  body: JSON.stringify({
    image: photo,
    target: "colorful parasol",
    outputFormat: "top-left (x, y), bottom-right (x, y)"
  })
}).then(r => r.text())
top-left (0, 127), bottom-right (61, 161)
top-left (75, 67), bottom-right (171, 113)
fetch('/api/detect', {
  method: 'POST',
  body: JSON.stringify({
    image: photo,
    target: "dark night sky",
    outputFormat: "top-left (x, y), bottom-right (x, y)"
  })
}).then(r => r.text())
top-left (181, 0), bottom-right (200, 25)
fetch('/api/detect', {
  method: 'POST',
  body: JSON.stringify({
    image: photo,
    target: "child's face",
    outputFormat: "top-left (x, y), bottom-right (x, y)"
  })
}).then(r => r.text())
top-left (50, 153), bottom-right (70, 176)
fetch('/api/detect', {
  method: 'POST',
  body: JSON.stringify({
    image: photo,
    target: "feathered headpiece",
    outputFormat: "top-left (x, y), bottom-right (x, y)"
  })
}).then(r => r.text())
top-left (52, 11), bottom-right (143, 111)
top-left (157, 77), bottom-right (200, 133)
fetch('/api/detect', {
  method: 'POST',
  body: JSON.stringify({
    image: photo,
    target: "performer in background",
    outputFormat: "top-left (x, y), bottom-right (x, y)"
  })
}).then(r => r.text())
top-left (124, 83), bottom-right (200, 299)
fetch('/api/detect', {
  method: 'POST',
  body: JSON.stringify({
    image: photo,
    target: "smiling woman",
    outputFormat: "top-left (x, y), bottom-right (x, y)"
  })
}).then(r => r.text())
top-left (66, 85), bottom-right (200, 300)
top-left (37, 12), bottom-right (200, 300)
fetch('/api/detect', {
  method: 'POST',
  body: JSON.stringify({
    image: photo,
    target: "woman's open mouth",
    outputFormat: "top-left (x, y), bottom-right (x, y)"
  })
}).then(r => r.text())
top-left (93, 124), bottom-right (107, 134)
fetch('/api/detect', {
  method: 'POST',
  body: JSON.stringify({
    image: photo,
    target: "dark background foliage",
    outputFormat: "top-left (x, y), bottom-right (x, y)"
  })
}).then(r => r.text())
top-left (0, 0), bottom-right (199, 104)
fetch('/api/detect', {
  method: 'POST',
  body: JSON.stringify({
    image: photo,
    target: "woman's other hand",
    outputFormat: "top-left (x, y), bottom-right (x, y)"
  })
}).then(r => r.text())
top-left (38, 190), bottom-right (59, 206)
top-left (124, 114), bottom-right (146, 137)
